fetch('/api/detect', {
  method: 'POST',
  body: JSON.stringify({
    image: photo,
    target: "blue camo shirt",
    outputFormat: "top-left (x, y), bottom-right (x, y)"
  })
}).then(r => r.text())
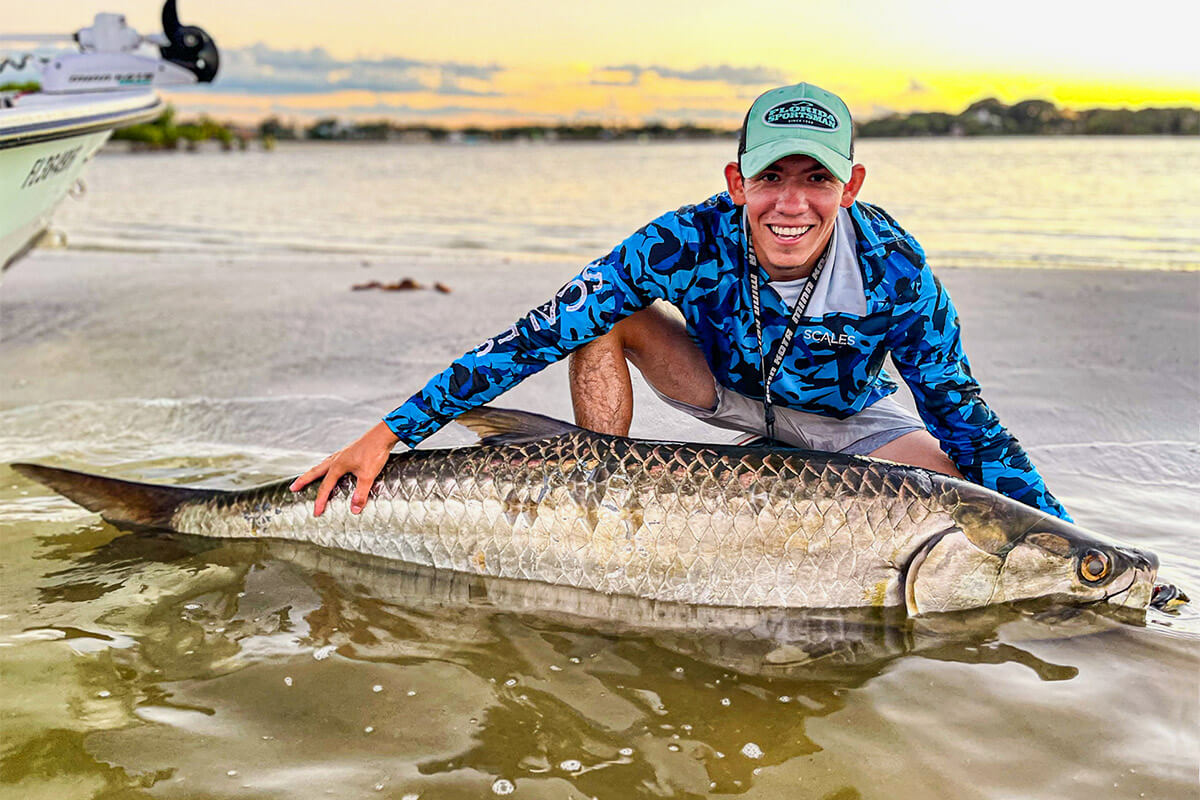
top-left (384, 192), bottom-right (1071, 520)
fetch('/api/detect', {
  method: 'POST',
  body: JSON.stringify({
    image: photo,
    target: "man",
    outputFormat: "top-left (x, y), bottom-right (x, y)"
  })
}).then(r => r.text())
top-left (292, 82), bottom-right (1070, 522)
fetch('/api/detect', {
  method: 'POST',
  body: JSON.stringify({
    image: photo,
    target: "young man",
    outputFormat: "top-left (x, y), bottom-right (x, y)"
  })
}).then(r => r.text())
top-left (292, 82), bottom-right (1071, 522)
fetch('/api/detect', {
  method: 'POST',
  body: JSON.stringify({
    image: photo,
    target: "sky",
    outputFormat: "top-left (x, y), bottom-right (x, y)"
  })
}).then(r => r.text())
top-left (7, 0), bottom-right (1200, 126)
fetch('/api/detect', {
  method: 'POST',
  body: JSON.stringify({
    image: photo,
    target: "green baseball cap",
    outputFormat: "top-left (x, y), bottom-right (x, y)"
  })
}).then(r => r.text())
top-left (738, 83), bottom-right (854, 182)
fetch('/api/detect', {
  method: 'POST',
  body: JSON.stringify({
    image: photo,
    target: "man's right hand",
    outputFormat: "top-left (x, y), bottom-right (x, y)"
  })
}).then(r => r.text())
top-left (289, 421), bottom-right (400, 516)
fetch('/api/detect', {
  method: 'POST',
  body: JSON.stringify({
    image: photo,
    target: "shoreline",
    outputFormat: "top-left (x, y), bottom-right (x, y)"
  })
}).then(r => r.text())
top-left (2, 250), bottom-right (1196, 450)
top-left (97, 131), bottom-right (1200, 156)
top-left (27, 239), bottom-right (1200, 273)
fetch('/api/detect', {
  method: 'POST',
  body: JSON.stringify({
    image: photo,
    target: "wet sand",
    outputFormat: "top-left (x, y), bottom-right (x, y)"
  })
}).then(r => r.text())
top-left (3, 249), bottom-right (1196, 446)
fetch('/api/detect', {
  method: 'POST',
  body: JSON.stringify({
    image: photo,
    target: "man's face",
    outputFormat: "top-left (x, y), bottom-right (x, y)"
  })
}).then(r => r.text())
top-left (725, 154), bottom-right (866, 281)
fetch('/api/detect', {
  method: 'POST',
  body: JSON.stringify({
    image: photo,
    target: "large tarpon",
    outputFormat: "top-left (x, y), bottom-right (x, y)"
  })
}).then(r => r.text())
top-left (12, 407), bottom-right (1160, 615)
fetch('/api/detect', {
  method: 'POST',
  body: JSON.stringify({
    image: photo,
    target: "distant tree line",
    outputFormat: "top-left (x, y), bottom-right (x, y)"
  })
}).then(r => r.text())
top-left (858, 98), bottom-right (1200, 137)
top-left (260, 116), bottom-right (730, 143)
top-left (258, 98), bottom-right (1198, 142)
top-left (8, 88), bottom-right (1189, 152)
top-left (0, 81), bottom-right (41, 93)
top-left (110, 107), bottom-right (246, 149)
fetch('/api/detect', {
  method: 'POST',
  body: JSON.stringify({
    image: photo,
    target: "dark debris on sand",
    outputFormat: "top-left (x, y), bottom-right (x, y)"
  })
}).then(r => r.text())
top-left (352, 278), bottom-right (452, 293)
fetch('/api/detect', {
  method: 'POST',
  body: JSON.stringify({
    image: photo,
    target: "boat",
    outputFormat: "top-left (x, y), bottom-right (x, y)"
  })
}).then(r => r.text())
top-left (0, 0), bottom-right (218, 272)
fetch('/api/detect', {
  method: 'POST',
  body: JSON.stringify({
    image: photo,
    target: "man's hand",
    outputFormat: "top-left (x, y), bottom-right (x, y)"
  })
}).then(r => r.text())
top-left (289, 421), bottom-right (400, 516)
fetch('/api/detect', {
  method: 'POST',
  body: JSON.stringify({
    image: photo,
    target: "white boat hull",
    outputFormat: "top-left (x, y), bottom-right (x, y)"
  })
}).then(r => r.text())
top-left (1, 129), bottom-right (110, 269)
top-left (0, 90), bottom-right (163, 270)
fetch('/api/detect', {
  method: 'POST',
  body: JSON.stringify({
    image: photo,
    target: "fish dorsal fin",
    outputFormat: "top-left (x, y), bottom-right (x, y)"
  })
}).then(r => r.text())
top-left (455, 407), bottom-right (583, 445)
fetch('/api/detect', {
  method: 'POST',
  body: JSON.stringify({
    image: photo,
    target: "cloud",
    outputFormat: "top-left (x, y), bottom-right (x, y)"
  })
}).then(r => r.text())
top-left (641, 107), bottom-right (744, 123)
top-left (317, 102), bottom-right (530, 119)
top-left (210, 44), bottom-right (502, 96)
top-left (591, 63), bottom-right (786, 87)
top-left (655, 65), bottom-right (787, 85)
top-left (165, 48), bottom-right (783, 125)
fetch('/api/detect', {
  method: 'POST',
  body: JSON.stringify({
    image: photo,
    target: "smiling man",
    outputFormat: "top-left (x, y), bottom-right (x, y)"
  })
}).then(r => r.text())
top-left (293, 82), bottom-right (1072, 523)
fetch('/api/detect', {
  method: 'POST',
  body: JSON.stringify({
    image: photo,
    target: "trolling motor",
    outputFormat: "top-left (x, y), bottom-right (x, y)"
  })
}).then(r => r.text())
top-left (158, 0), bottom-right (219, 83)
top-left (36, 0), bottom-right (218, 93)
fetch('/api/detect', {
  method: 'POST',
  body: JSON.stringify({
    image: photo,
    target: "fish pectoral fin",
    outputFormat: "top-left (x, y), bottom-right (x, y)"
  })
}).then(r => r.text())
top-left (455, 406), bottom-right (584, 445)
top-left (761, 643), bottom-right (822, 667)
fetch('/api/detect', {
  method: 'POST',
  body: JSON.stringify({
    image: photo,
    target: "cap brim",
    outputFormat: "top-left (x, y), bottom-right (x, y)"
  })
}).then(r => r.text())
top-left (740, 138), bottom-right (852, 183)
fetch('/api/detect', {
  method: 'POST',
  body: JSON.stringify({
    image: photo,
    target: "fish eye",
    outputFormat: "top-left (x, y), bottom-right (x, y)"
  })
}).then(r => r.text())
top-left (1078, 550), bottom-right (1111, 583)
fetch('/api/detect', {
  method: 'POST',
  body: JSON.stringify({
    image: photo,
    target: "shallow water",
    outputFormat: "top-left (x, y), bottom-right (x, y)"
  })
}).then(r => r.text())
top-left (1, 448), bottom-right (1197, 799)
top-left (2, 138), bottom-right (1199, 798)
top-left (49, 137), bottom-right (1200, 271)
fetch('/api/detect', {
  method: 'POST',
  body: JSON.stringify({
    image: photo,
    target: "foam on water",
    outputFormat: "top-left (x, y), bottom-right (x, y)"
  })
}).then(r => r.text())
top-left (0, 396), bottom-right (365, 463)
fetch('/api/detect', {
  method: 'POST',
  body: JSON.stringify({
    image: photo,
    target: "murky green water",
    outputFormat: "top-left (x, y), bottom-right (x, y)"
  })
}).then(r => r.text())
top-left (2, 472), bottom-right (1196, 799)
top-left (2, 467), bottom-right (1196, 798)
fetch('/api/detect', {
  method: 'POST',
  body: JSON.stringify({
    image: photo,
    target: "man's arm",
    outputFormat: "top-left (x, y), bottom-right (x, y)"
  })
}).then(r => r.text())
top-left (381, 261), bottom-right (639, 446)
top-left (382, 216), bottom-right (702, 445)
top-left (885, 258), bottom-right (1072, 521)
top-left (292, 212), bottom-right (702, 514)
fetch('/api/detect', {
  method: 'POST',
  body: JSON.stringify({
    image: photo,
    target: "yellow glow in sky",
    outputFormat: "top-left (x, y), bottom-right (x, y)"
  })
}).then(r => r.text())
top-left (9, 0), bottom-right (1200, 124)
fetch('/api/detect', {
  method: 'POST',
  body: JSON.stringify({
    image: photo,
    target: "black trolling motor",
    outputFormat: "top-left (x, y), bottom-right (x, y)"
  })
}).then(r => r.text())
top-left (157, 0), bottom-right (219, 84)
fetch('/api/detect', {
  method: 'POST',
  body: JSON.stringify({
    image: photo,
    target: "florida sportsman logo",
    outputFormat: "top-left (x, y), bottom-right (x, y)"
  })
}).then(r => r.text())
top-left (763, 100), bottom-right (839, 131)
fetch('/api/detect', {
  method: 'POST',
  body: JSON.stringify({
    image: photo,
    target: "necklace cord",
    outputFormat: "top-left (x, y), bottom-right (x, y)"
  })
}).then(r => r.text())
top-left (744, 211), bottom-right (830, 440)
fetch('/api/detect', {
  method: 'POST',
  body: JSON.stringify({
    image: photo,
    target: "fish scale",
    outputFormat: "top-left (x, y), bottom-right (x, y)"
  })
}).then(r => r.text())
top-left (169, 430), bottom-right (953, 608)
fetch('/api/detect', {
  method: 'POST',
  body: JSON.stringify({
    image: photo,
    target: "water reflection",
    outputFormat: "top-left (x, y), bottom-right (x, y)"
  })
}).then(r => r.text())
top-left (8, 526), bottom-right (1151, 797)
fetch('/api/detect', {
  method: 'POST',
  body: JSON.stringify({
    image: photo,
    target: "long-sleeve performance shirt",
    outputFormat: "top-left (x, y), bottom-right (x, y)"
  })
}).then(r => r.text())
top-left (385, 192), bottom-right (1071, 520)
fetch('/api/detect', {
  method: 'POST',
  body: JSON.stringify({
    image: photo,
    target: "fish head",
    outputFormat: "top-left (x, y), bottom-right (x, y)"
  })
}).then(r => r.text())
top-left (905, 488), bottom-right (1158, 615)
top-left (989, 522), bottom-right (1158, 610)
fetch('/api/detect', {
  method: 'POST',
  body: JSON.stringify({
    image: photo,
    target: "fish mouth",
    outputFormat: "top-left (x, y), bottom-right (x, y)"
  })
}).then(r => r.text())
top-left (1108, 547), bottom-right (1158, 609)
top-left (1097, 566), bottom-right (1156, 610)
top-left (1099, 574), bottom-right (1137, 604)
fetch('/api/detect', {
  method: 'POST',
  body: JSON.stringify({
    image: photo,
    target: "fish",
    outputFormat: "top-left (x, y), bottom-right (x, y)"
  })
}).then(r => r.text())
top-left (11, 406), bottom-right (1160, 616)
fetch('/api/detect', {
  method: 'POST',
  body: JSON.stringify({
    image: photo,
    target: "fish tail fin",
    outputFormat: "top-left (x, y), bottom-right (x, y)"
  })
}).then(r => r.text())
top-left (455, 406), bottom-right (584, 445)
top-left (11, 462), bottom-right (220, 529)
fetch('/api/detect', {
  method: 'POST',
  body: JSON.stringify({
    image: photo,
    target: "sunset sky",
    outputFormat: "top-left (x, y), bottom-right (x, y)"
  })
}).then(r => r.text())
top-left (8, 0), bottom-right (1200, 126)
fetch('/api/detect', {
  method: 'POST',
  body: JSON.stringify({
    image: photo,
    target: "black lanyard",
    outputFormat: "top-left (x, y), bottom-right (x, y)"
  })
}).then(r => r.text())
top-left (744, 213), bottom-right (830, 441)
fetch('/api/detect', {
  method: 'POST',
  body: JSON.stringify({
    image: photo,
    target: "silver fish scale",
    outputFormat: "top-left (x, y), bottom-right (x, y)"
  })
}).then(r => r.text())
top-left (170, 432), bottom-right (957, 608)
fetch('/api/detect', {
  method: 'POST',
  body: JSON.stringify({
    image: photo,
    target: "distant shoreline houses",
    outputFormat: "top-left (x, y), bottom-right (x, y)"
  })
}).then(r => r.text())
top-left (2, 81), bottom-right (1184, 150)
top-left (271, 98), bottom-right (1200, 144)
